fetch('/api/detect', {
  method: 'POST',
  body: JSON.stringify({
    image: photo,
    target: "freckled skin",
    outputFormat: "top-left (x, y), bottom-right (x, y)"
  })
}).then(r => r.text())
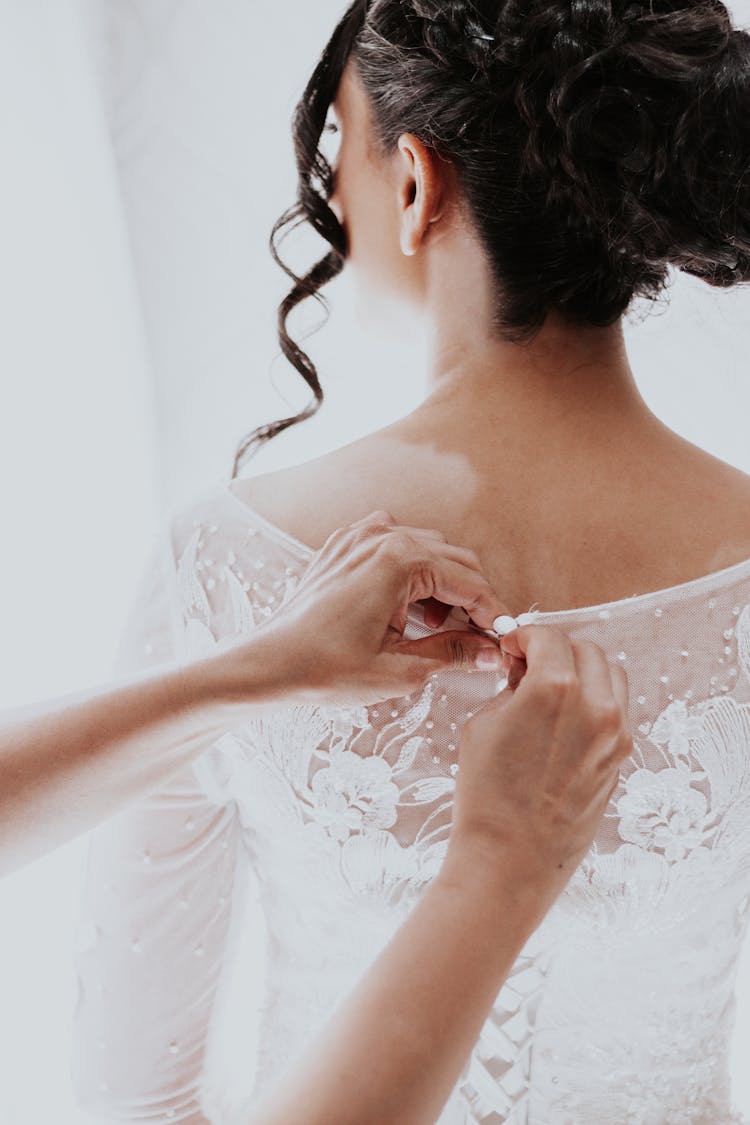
top-left (243, 60), bottom-right (750, 617)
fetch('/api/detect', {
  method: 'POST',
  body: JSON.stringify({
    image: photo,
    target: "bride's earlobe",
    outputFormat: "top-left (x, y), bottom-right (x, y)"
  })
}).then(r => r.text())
top-left (400, 222), bottom-right (417, 257)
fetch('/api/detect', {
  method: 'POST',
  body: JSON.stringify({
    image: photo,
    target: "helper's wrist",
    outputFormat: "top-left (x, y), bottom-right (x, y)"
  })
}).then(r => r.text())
top-left (178, 624), bottom-right (317, 725)
top-left (438, 832), bottom-right (555, 936)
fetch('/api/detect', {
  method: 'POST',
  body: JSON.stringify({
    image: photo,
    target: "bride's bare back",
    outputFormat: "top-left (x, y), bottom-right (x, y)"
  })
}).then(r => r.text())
top-left (236, 403), bottom-right (750, 619)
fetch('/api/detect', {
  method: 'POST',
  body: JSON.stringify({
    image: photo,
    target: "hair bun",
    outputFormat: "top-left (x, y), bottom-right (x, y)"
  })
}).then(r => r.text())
top-left (512, 3), bottom-right (750, 273)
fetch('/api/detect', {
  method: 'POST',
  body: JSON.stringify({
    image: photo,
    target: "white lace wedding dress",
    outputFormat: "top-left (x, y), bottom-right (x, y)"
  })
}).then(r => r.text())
top-left (72, 477), bottom-right (750, 1124)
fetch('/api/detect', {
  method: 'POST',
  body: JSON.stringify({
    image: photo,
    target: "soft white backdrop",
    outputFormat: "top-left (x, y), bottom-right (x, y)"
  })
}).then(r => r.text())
top-left (1, 0), bottom-right (749, 1120)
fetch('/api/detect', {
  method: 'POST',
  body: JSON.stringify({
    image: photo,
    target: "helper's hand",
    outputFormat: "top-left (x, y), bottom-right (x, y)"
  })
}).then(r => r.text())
top-left (443, 622), bottom-right (633, 928)
top-left (239, 509), bottom-right (513, 707)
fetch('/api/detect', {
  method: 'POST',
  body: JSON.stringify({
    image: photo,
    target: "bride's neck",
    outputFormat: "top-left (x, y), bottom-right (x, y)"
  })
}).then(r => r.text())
top-left (421, 311), bottom-right (647, 431)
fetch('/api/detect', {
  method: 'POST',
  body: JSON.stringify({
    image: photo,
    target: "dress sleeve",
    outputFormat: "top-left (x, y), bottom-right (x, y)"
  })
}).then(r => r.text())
top-left (71, 517), bottom-right (246, 1125)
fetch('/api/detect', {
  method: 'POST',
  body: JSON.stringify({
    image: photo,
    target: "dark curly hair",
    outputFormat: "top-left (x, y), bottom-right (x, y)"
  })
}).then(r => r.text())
top-left (231, 0), bottom-right (750, 477)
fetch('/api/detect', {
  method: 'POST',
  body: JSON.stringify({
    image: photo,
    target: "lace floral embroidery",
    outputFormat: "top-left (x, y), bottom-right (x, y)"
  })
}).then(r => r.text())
top-left (309, 751), bottom-right (400, 843)
top-left (616, 764), bottom-right (708, 862)
top-left (172, 515), bottom-right (750, 1125)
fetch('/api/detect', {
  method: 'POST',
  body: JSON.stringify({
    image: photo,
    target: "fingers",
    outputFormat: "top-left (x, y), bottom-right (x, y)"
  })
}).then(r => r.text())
top-left (419, 597), bottom-right (452, 629)
top-left (391, 629), bottom-right (504, 674)
top-left (423, 542), bottom-right (484, 574)
top-left (340, 513), bottom-right (484, 575)
top-left (505, 653), bottom-right (527, 691)
top-left (498, 624), bottom-right (578, 699)
top-left (501, 627), bottom-right (632, 727)
top-left (608, 661), bottom-right (630, 719)
top-left (568, 640), bottom-right (619, 711)
top-left (608, 662), bottom-right (634, 760)
top-left (569, 642), bottom-right (632, 747)
top-left (318, 511), bottom-right (510, 631)
top-left (399, 554), bottom-right (512, 632)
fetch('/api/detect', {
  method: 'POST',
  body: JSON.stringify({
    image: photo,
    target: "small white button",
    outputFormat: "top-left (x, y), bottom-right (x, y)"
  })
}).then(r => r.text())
top-left (492, 614), bottom-right (517, 635)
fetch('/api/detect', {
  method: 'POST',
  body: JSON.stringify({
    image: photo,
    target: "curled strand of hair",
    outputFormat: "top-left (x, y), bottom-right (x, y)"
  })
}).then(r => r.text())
top-left (232, 2), bottom-right (360, 479)
top-left (231, 249), bottom-right (344, 477)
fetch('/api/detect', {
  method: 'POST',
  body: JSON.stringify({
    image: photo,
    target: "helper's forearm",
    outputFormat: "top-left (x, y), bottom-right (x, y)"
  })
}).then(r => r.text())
top-left (0, 632), bottom-right (288, 876)
top-left (251, 843), bottom-right (548, 1125)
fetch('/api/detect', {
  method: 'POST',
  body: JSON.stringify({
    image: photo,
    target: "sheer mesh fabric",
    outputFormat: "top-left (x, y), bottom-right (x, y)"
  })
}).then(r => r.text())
top-left (72, 478), bottom-right (750, 1124)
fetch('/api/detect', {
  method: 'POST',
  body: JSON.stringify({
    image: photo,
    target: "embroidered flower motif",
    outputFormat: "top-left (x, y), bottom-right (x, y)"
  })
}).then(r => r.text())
top-left (648, 698), bottom-right (706, 760)
top-left (310, 751), bottom-right (400, 842)
top-left (316, 703), bottom-right (371, 747)
top-left (616, 767), bottom-right (708, 862)
top-left (340, 829), bottom-right (420, 896)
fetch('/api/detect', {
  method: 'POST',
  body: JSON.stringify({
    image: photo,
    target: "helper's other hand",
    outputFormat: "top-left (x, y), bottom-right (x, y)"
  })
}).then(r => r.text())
top-left (235, 509), bottom-right (513, 707)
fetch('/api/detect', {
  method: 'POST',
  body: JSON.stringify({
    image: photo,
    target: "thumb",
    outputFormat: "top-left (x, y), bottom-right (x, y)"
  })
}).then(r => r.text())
top-left (394, 629), bottom-right (506, 673)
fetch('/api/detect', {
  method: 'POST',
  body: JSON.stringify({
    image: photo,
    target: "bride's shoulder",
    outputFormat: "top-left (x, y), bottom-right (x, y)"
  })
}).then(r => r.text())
top-left (230, 433), bottom-right (407, 551)
top-left (662, 438), bottom-right (750, 572)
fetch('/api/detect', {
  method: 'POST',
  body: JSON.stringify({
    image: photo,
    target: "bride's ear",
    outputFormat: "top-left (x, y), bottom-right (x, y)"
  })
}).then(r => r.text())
top-left (396, 133), bottom-right (444, 257)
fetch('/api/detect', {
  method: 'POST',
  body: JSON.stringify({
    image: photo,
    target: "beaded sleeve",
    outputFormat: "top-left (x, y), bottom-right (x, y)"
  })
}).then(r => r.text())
top-left (70, 520), bottom-right (248, 1125)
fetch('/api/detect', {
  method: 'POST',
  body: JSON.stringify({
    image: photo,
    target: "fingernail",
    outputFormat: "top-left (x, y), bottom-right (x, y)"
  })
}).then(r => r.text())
top-left (475, 648), bottom-right (503, 671)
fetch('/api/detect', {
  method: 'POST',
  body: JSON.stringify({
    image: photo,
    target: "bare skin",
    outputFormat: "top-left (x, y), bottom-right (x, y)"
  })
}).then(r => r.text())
top-left (239, 59), bottom-right (750, 612)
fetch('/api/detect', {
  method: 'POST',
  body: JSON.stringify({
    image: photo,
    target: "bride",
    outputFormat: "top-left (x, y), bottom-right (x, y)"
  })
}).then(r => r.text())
top-left (73, 1), bottom-right (750, 1122)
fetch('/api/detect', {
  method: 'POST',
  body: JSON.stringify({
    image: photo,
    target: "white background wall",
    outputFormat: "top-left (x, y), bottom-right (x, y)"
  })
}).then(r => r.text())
top-left (0, 0), bottom-right (749, 1120)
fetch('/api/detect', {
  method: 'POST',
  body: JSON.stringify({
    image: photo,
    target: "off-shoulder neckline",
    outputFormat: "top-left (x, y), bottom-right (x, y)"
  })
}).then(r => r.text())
top-left (224, 481), bottom-right (750, 624)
